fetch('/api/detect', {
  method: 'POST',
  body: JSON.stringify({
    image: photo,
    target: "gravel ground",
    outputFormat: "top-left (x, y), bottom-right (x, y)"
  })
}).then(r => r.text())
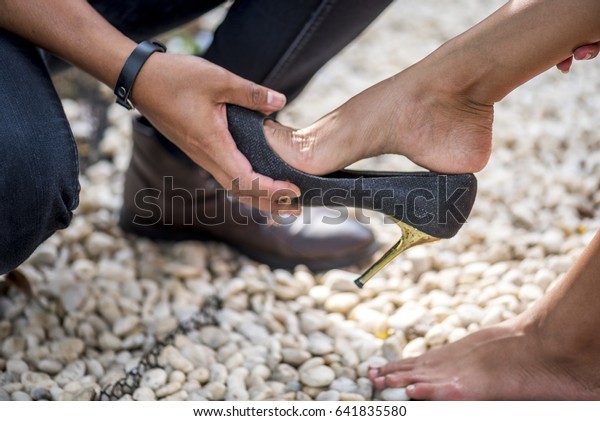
top-left (2, 0), bottom-right (600, 401)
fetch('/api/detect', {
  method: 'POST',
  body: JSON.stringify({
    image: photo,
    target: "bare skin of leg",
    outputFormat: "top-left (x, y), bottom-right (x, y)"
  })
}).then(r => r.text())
top-left (368, 229), bottom-right (600, 400)
top-left (264, 0), bottom-right (600, 175)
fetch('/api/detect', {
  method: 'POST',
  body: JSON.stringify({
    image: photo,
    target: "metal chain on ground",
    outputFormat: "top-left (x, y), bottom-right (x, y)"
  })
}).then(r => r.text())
top-left (98, 296), bottom-right (222, 401)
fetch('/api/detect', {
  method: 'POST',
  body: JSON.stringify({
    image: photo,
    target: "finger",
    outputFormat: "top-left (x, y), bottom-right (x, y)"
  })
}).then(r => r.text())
top-left (232, 177), bottom-right (301, 214)
top-left (573, 43), bottom-right (600, 61)
top-left (556, 56), bottom-right (572, 73)
top-left (237, 195), bottom-right (302, 216)
top-left (213, 151), bottom-right (301, 214)
top-left (227, 171), bottom-right (300, 201)
top-left (221, 72), bottom-right (286, 114)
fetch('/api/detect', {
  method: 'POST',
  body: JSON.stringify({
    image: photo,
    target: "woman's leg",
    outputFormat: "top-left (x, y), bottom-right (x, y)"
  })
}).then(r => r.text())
top-left (0, 30), bottom-right (79, 274)
top-left (265, 0), bottom-right (600, 176)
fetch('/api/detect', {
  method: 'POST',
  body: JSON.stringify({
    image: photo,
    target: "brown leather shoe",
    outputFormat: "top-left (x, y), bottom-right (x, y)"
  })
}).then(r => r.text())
top-left (119, 117), bottom-right (378, 271)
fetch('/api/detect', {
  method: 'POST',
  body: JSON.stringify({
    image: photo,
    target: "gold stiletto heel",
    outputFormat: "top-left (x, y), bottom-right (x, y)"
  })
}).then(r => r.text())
top-left (354, 218), bottom-right (439, 289)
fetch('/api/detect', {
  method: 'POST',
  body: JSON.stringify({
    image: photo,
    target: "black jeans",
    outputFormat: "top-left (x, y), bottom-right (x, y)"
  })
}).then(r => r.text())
top-left (0, 0), bottom-right (392, 274)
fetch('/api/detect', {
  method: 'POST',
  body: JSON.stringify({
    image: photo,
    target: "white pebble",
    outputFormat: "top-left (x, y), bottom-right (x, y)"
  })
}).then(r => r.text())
top-left (281, 348), bottom-right (311, 366)
top-left (7, 359), bottom-right (28, 375)
top-left (55, 361), bottom-right (86, 386)
top-left (307, 332), bottom-right (334, 355)
top-left (20, 372), bottom-right (56, 393)
top-left (188, 367), bottom-right (210, 384)
top-left (11, 391), bottom-right (32, 401)
top-left (324, 293), bottom-right (360, 314)
top-left (448, 328), bottom-right (468, 343)
top-left (480, 306), bottom-right (504, 327)
top-left (226, 367), bottom-right (249, 401)
top-left (169, 371), bottom-right (186, 384)
top-left (387, 303), bottom-right (427, 332)
top-left (85, 232), bottom-right (115, 256)
top-left (330, 377), bottom-right (358, 393)
top-left (424, 324), bottom-right (451, 347)
top-left (140, 368), bottom-right (167, 390)
top-left (382, 333), bottom-right (406, 362)
top-left (316, 390), bottom-right (341, 401)
top-left (402, 338), bottom-right (427, 358)
top-left (133, 387), bottom-right (156, 401)
top-left (299, 365), bottom-right (335, 388)
top-left (50, 338), bottom-right (85, 363)
top-left (518, 283), bottom-right (544, 302)
top-left (456, 304), bottom-right (485, 325)
top-left (155, 382), bottom-right (182, 399)
top-left (112, 316), bottom-right (140, 337)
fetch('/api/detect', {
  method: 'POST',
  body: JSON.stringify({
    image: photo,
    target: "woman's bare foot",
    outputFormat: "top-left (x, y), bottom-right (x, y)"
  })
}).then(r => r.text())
top-left (368, 230), bottom-right (600, 400)
top-left (263, 0), bottom-right (600, 177)
top-left (264, 62), bottom-right (494, 175)
top-left (369, 317), bottom-right (600, 400)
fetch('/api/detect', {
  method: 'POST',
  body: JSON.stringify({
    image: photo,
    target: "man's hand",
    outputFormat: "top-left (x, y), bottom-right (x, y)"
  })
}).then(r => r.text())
top-left (0, 0), bottom-right (300, 215)
top-left (557, 42), bottom-right (600, 73)
top-left (131, 53), bottom-right (301, 215)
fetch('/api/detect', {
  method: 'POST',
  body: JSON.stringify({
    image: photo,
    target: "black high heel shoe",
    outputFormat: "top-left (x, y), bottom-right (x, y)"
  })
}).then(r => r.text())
top-left (227, 105), bottom-right (477, 288)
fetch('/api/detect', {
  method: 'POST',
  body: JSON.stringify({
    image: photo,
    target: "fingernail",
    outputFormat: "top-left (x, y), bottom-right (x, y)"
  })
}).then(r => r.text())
top-left (277, 196), bottom-right (292, 205)
top-left (407, 385), bottom-right (415, 393)
top-left (277, 210), bottom-right (299, 217)
top-left (560, 69), bottom-right (569, 74)
top-left (267, 91), bottom-right (285, 107)
top-left (584, 52), bottom-right (593, 60)
top-left (368, 368), bottom-right (379, 378)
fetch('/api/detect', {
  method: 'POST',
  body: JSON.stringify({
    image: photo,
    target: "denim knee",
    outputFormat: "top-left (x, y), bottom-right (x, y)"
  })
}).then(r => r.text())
top-left (0, 129), bottom-right (80, 275)
top-left (0, 30), bottom-right (80, 274)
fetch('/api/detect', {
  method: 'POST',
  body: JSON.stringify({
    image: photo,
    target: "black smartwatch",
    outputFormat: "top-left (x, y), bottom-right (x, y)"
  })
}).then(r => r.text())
top-left (114, 40), bottom-right (167, 110)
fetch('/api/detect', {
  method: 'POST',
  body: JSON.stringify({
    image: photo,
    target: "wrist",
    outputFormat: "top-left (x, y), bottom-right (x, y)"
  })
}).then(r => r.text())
top-left (113, 40), bottom-right (167, 110)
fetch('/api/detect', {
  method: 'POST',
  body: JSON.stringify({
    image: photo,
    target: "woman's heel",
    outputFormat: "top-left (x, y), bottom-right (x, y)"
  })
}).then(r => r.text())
top-left (354, 218), bottom-right (438, 288)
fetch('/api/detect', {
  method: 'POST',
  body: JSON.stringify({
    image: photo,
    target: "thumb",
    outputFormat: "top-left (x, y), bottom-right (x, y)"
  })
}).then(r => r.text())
top-left (223, 73), bottom-right (286, 114)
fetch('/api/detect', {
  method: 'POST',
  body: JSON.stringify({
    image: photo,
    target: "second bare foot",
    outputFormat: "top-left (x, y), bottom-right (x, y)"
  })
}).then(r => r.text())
top-left (367, 306), bottom-right (600, 400)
